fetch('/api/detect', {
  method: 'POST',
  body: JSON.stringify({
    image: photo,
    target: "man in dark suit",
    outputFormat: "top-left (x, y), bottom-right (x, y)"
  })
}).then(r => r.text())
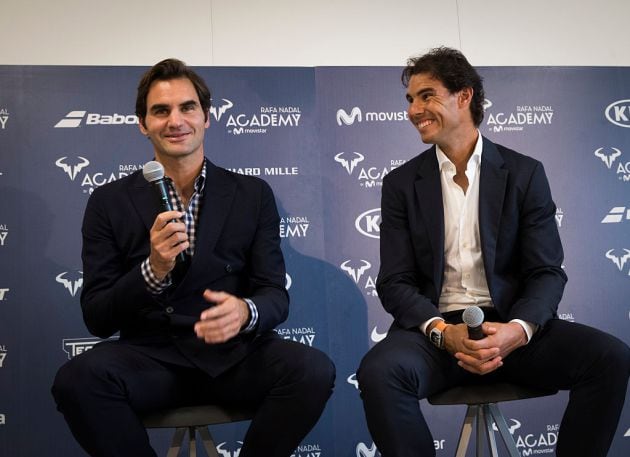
top-left (52, 58), bottom-right (335, 457)
top-left (357, 47), bottom-right (630, 457)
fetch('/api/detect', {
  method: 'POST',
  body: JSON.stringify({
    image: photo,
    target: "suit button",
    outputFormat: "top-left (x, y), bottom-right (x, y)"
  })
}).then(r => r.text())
top-left (165, 306), bottom-right (174, 314)
top-left (225, 264), bottom-right (233, 273)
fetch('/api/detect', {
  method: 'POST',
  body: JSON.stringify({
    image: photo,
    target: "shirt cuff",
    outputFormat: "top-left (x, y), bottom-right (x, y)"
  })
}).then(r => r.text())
top-left (510, 319), bottom-right (538, 343)
top-left (141, 258), bottom-right (172, 294)
top-left (241, 298), bottom-right (259, 333)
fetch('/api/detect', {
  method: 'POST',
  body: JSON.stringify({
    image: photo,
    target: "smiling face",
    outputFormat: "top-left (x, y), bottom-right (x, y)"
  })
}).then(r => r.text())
top-left (405, 72), bottom-right (473, 149)
top-left (138, 77), bottom-right (210, 164)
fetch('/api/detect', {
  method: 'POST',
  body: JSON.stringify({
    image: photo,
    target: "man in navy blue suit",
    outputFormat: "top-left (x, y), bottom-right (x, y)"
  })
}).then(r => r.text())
top-left (357, 47), bottom-right (629, 456)
top-left (52, 58), bottom-right (334, 457)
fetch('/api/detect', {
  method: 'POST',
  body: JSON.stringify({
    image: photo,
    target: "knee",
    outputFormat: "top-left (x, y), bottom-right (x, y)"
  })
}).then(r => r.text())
top-left (599, 336), bottom-right (630, 380)
top-left (357, 346), bottom-right (404, 397)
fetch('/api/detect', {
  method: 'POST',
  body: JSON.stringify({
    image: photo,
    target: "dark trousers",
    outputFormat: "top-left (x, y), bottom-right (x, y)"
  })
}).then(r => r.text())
top-left (357, 319), bottom-right (630, 457)
top-left (52, 337), bottom-right (335, 457)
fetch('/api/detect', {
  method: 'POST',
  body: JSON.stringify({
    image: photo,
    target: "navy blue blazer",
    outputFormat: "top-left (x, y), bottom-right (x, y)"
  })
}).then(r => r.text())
top-left (79, 158), bottom-right (288, 375)
top-left (376, 136), bottom-right (567, 330)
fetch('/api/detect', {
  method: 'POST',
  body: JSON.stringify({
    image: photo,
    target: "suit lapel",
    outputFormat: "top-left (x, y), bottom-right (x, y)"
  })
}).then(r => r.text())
top-left (478, 137), bottom-right (508, 279)
top-left (128, 171), bottom-right (161, 232)
top-left (413, 148), bottom-right (445, 290)
top-left (191, 160), bottom-right (236, 267)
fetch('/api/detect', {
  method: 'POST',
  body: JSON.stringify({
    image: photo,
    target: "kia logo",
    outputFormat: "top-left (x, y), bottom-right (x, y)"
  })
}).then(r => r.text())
top-left (355, 208), bottom-right (381, 239)
top-left (605, 99), bottom-right (630, 128)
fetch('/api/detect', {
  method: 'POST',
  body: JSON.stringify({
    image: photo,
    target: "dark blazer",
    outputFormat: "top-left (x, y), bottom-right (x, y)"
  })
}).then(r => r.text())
top-left (80, 158), bottom-right (288, 376)
top-left (376, 136), bottom-right (567, 330)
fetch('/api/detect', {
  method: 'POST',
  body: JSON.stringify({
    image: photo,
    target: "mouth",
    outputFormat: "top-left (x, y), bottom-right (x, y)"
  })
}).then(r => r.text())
top-left (417, 119), bottom-right (434, 129)
top-left (164, 131), bottom-right (191, 142)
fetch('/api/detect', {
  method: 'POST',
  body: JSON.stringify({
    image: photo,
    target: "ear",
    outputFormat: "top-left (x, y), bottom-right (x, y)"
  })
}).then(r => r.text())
top-left (204, 110), bottom-right (211, 128)
top-left (138, 118), bottom-right (148, 135)
top-left (458, 87), bottom-right (474, 108)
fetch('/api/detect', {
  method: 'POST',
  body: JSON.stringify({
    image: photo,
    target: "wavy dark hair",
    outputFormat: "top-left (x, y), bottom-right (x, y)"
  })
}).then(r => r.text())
top-left (402, 47), bottom-right (485, 126)
top-left (135, 58), bottom-right (211, 127)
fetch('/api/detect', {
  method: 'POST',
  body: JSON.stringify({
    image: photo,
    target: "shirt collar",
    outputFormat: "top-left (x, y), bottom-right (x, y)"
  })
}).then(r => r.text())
top-left (436, 130), bottom-right (483, 172)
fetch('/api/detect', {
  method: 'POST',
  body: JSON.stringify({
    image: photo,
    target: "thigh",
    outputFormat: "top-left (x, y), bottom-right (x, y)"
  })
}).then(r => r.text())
top-left (205, 337), bottom-right (335, 406)
top-left (54, 340), bottom-right (203, 414)
top-left (501, 319), bottom-right (627, 389)
top-left (358, 327), bottom-right (468, 398)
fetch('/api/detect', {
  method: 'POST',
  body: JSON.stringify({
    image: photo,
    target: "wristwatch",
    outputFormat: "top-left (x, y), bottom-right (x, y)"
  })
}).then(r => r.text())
top-left (429, 320), bottom-right (449, 349)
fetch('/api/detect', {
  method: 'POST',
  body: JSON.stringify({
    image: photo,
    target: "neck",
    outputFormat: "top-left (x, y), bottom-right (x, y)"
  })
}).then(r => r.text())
top-left (158, 154), bottom-right (204, 202)
top-left (439, 128), bottom-right (479, 170)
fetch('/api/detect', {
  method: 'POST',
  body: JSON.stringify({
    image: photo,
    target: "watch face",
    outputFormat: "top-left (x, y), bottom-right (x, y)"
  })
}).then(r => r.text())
top-left (430, 328), bottom-right (442, 348)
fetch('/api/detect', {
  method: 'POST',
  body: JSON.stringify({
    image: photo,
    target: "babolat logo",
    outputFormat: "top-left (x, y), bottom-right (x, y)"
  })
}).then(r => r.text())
top-left (275, 326), bottom-right (316, 346)
top-left (340, 259), bottom-right (377, 297)
top-left (0, 224), bottom-right (8, 246)
top-left (605, 249), bottom-right (630, 276)
top-left (601, 206), bottom-right (630, 224)
top-left (336, 106), bottom-right (408, 127)
top-left (605, 99), bottom-right (630, 128)
top-left (594, 147), bottom-right (630, 182)
top-left (355, 208), bottom-right (381, 239)
top-left (0, 288), bottom-right (9, 301)
top-left (55, 156), bottom-right (90, 181)
top-left (0, 345), bottom-right (7, 368)
top-left (334, 152), bottom-right (404, 189)
top-left (0, 107), bottom-right (9, 129)
top-left (54, 110), bottom-right (138, 128)
top-left (56, 271), bottom-right (83, 297)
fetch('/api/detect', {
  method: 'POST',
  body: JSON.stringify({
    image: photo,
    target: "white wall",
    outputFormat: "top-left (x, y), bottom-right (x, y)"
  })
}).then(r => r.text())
top-left (1, 0), bottom-right (629, 66)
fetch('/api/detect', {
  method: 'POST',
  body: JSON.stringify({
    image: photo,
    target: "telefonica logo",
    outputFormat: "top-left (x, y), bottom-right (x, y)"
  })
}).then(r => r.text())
top-left (54, 110), bottom-right (138, 128)
top-left (336, 107), bottom-right (407, 126)
top-left (355, 208), bottom-right (381, 239)
top-left (605, 99), bottom-right (630, 128)
top-left (356, 442), bottom-right (379, 457)
top-left (337, 107), bottom-right (362, 126)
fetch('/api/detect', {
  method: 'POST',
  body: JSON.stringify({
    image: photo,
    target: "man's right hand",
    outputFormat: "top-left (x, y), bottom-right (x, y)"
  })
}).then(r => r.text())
top-left (441, 323), bottom-right (503, 375)
top-left (148, 211), bottom-right (188, 280)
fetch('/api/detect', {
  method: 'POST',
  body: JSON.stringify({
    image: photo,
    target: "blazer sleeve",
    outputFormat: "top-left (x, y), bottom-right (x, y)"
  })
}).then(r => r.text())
top-left (376, 171), bottom-right (442, 329)
top-left (245, 180), bottom-right (289, 333)
top-left (507, 161), bottom-right (567, 325)
top-left (80, 187), bottom-right (159, 338)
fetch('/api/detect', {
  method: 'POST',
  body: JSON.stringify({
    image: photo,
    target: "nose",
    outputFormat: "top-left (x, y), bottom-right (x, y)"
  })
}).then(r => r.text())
top-left (408, 99), bottom-right (425, 117)
top-left (167, 109), bottom-right (184, 127)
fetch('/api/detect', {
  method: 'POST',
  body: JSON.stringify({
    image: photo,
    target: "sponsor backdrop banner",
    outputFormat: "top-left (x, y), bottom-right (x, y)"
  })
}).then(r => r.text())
top-left (0, 65), bottom-right (628, 456)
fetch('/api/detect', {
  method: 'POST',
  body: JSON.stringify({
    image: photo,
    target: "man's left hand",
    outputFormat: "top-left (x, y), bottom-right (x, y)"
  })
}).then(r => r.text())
top-left (194, 290), bottom-right (250, 344)
top-left (454, 322), bottom-right (527, 375)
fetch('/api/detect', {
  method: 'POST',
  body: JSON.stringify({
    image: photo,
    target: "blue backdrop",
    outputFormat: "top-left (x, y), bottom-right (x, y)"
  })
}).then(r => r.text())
top-left (0, 64), bottom-right (628, 456)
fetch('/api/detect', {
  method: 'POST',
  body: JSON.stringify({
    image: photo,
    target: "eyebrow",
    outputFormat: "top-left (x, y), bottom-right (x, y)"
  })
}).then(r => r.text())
top-left (149, 100), bottom-right (199, 113)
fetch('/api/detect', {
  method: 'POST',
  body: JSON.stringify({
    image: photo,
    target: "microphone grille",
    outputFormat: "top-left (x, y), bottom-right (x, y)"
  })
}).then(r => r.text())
top-left (462, 306), bottom-right (484, 327)
top-left (142, 161), bottom-right (164, 182)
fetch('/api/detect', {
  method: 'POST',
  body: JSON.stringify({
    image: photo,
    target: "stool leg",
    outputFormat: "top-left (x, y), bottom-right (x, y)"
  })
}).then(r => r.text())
top-left (456, 405), bottom-right (477, 457)
top-left (167, 427), bottom-right (187, 457)
top-left (476, 406), bottom-right (485, 457)
top-left (481, 405), bottom-right (499, 457)
top-left (197, 427), bottom-right (220, 457)
top-left (188, 427), bottom-right (197, 457)
top-left (487, 403), bottom-right (520, 457)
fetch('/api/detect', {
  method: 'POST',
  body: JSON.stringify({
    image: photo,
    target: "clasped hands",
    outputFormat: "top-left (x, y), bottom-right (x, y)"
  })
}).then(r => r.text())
top-left (443, 322), bottom-right (527, 375)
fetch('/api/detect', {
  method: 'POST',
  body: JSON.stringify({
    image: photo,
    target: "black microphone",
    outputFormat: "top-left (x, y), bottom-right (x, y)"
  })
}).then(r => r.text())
top-left (142, 161), bottom-right (186, 264)
top-left (462, 306), bottom-right (485, 340)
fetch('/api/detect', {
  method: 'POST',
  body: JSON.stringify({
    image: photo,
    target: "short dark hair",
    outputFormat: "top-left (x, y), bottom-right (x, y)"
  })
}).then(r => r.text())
top-left (402, 47), bottom-right (485, 126)
top-left (135, 58), bottom-right (211, 127)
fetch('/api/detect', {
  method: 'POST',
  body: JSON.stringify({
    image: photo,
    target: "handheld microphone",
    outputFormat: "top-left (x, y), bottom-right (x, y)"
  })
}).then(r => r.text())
top-left (142, 161), bottom-right (186, 263)
top-left (462, 306), bottom-right (485, 340)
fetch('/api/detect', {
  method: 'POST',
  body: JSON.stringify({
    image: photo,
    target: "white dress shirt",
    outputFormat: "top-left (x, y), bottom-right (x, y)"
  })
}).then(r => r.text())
top-left (422, 133), bottom-right (535, 342)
